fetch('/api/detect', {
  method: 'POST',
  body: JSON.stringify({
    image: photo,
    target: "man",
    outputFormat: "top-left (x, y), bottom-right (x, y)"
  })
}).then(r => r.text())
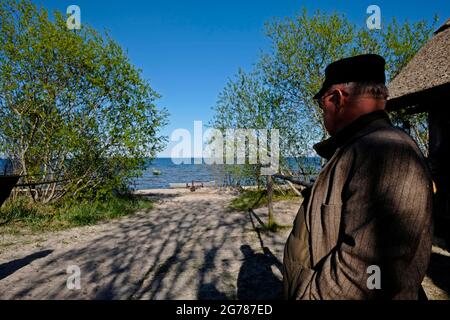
top-left (282, 54), bottom-right (433, 300)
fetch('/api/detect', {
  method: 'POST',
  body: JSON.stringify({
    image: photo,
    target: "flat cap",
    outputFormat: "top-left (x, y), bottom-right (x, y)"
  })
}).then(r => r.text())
top-left (313, 54), bottom-right (386, 99)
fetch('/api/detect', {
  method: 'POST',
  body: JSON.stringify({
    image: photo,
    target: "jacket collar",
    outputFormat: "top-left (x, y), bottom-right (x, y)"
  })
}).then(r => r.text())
top-left (313, 110), bottom-right (392, 160)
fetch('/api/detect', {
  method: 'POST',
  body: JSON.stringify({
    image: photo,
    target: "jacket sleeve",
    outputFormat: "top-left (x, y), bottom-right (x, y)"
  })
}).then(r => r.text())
top-left (296, 134), bottom-right (433, 300)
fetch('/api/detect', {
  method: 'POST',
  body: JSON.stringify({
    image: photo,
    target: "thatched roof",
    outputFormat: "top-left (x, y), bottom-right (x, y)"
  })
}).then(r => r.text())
top-left (387, 18), bottom-right (450, 112)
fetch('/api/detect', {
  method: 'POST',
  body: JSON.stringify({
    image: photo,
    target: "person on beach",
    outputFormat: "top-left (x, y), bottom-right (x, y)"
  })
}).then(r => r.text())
top-left (282, 54), bottom-right (433, 300)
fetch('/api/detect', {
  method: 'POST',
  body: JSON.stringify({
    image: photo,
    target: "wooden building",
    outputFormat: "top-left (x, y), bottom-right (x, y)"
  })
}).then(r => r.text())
top-left (387, 18), bottom-right (450, 244)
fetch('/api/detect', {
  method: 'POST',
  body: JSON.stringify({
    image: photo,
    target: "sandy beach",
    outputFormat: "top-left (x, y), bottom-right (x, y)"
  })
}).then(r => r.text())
top-left (0, 187), bottom-right (299, 299)
top-left (0, 187), bottom-right (449, 300)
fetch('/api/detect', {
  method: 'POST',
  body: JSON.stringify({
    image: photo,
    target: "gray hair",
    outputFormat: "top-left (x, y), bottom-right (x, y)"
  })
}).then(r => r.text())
top-left (334, 82), bottom-right (389, 100)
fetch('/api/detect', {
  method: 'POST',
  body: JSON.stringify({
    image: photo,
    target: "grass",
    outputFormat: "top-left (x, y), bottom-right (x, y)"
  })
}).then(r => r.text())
top-left (229, 189), bottom-right (298, 233)
top-left (229, 188), bottom-right (300, 211)
top-left (259, 221), bottom-right (293, 233)
top-left (0, 195), bottom-right (153, 234)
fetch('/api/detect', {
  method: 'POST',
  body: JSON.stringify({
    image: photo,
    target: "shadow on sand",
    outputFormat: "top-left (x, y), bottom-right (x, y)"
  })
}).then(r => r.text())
top-left (0, 250), bottom-right (53, 281)
top-left (236, 245), bottom-right (283, 300)
top-left (427, 252), bottom-right (450, 297)
top-left (0, 192), bottom-right (284, 300)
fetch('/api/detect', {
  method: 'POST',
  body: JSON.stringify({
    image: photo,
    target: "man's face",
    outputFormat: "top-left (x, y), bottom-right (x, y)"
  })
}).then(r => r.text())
top-left (316, 84), bottom-right (387, 137)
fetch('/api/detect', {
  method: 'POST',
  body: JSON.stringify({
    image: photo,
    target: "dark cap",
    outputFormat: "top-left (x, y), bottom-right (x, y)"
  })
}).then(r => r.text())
top-left (313, 54), bottom-right (386, 99)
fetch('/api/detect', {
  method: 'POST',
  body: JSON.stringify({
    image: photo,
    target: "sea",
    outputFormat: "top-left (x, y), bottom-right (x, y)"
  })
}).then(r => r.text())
top-left (1, 157), bottom-right (321, 190)
top-left (134, 158), bottom-right (219, 189)
top-left (135, 157), bottom-right (321, 189)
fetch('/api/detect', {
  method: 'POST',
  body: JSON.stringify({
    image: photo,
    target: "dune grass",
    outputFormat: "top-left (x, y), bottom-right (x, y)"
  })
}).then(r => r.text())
top-left (0, 195), bottom-right (153, 234)
top-left (229, 188), bottom-right (299, 233)
top-left (229, 189), bottom-right (299, 211)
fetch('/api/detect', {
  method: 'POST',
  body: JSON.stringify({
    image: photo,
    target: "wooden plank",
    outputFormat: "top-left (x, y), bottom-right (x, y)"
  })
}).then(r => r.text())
top-left (267, 175), bottom-right (274, 227)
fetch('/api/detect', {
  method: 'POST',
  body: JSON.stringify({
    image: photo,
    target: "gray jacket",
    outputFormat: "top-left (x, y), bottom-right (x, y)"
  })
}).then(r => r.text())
top-left (283, 111), bottom-right (433, 300)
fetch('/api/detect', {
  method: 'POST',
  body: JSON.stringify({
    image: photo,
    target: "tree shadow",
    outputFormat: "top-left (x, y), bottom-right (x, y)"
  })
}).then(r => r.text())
top-left (0, 192), bottom-right (253, 299)
top-left (236, 245), bottom-right (283, 300)
top-left (0, 250), bottom-right (53, 281)
top-left (0, 190), bottom-right (293, 300)
top-left (198, 283), bottom-right (229, 300)
top-left (197, 247), bottom-right (229, 300)
top-left (133, 191), bottom-right (180, 201)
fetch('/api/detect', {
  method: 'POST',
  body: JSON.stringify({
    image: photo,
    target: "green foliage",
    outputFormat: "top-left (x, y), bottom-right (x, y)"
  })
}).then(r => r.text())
top-left (260, 221), bottom-right (291, 233)
top-left (0, 0), bottom-right (168, 202)
top-left (229, 189), bottom-right (299, 211)
top-left (60, 197), bottom-right (153, 226)
top-left (212, 8), bottom-right (438, 183)
top-left (220, 163), bottom-right (263, 189)
top-left (0, 194), bottom-right (153, 232)
top-left (261, 9), bottom-right (437, 158)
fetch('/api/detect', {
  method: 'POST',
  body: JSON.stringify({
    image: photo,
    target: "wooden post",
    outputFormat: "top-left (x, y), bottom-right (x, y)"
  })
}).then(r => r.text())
top-left (267, 175), bottom-right (274, 228)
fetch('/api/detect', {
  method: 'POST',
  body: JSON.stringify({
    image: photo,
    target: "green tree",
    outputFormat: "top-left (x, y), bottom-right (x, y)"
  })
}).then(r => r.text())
top-left (211, 68), bottom-right (307, 187)
top-left (0, 0), bottom-right (168, 203)
top-left (261, 9), bottom-right (437, 156)
top-left (212, 69), bottom-right (271, 188)
top-left (212, 9), bottom-right (438, 185)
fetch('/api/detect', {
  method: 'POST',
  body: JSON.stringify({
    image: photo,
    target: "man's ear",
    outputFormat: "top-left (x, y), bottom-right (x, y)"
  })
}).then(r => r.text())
top-left (335, 89), bottom-right (348, 110)
top-left (330, 90), bottom-right (342, 111)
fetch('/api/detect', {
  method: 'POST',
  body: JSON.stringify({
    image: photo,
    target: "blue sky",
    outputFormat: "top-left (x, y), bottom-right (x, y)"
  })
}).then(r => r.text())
top-left (31, 0), bottom-right (449, 157)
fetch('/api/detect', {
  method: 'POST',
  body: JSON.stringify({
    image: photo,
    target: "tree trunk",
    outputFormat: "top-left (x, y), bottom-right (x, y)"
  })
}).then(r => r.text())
top-left (267, 175), bottom-right (274, 228)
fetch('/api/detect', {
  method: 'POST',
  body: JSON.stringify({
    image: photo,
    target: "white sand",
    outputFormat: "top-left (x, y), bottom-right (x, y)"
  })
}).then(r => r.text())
top-left (0, 188), bottom-right (298, 299)
top-left (0, 187), bottom-right (448, 299)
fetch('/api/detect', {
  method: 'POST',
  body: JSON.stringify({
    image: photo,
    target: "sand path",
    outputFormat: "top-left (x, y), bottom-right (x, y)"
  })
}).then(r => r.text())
top-left (0, 188), bottom-right (298, 299)
top-left (0, 188), bottom-right (448, 299)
